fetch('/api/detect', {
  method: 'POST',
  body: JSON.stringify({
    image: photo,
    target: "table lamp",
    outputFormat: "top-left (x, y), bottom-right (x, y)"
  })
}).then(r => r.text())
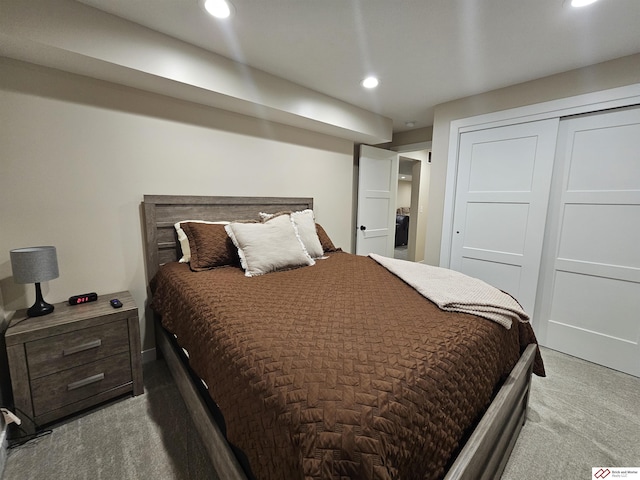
top-left (10, 246), bottom-right (59, 317)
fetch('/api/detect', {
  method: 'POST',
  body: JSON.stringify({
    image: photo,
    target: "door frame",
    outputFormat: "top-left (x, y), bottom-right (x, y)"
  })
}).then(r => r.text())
top-left (393, 141), bottom-right (431, 262)
top-left (440, 83), bottom-right (640, 268)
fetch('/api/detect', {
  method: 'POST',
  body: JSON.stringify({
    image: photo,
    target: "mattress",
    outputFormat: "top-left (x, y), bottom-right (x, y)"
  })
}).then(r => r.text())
top-left (151, 251), bottom-right (544, 480)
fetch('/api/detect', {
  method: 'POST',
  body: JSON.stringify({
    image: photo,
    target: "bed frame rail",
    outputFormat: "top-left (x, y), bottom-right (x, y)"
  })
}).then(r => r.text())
top-left (155, 318), bottom-right (249, 480)
top-left (444, 343), bottom-right (536, 480)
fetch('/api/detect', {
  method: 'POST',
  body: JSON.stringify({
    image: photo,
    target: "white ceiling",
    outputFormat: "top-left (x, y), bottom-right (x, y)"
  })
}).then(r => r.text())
top-left (76, 0), bottom-right (640, 132)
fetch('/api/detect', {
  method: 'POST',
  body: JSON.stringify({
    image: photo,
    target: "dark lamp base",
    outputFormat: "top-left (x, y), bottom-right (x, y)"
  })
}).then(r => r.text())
top-left (27, 282), bottom-right (55, 317)
top-left (27, 300), bottom-right (55, 317)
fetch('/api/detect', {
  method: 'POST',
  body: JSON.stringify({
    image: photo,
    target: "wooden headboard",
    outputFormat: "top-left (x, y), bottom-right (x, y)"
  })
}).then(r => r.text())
top-left (142, 195), bottom-right (314, 281)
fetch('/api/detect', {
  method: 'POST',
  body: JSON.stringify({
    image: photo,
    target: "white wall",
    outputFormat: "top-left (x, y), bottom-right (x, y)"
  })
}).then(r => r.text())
top-left (396, 181), bottom-right (412, 211)
top-left (425, 53), bottom-right (640, 266)
top-left (0, 59), bottom-right (355, 353)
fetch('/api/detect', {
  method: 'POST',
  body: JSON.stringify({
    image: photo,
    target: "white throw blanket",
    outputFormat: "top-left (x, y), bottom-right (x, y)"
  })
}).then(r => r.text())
top-left (369, 254), bottom-right (529, 329)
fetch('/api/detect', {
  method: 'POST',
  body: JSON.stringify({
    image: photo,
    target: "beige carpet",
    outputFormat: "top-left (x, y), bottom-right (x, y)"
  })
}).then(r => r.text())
top-left (3, 347), bottom-right (639, 479)
top-left (503, 347), bottom-right (640, 479)
top-left (3, 361), bottom-right (217, 480)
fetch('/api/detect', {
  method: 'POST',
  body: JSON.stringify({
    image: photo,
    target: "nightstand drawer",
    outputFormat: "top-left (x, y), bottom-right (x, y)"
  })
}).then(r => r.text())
top-left (26, 321), bottom-right (130, 380)
top-left (31, 352), bottom-right (132, 417)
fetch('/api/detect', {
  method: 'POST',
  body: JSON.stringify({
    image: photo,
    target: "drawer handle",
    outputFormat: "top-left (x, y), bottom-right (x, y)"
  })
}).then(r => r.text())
top-left (63, 339), bottom-right (102, 356)
top-left (67, 373), bottom-right (105, 391)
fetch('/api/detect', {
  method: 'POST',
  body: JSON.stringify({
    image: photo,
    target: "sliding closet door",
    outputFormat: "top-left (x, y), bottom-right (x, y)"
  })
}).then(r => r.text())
top-left (537, 106), bottom-right (640, 377)
top-left (450, 119), bottom-right (558, 316)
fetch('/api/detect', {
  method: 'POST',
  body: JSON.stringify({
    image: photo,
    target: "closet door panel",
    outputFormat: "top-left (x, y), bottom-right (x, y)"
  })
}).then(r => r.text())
top-left (558, 204), bottom-right (640, 268)
top-left (459, 258), bottom-right (522, 295)
top-left (539, 106), bottom-right (640, 377)
top-left (450, 119), bottom-right (559, 316)
top-left (550, 271), bottom-right (640, 341)
top-left (567, 123), bottom-right (640, 191)
top-left (463, 202), bottom-right (529, 254)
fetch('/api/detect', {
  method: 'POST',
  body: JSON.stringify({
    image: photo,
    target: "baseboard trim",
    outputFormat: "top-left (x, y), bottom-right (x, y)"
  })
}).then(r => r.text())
top-left (141, 347), bottom-right (157, 364)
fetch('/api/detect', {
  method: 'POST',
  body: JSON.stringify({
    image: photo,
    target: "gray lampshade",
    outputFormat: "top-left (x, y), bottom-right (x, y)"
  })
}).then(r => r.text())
top-left (10, 246), bottom-right (59, 284)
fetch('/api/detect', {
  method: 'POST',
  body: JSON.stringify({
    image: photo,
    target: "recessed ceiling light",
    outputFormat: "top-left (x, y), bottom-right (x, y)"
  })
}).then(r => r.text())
top-left (570, 0), bottom-right (598, 7)
top-left (405, 121), bottom-right (416, 128)
top-left (203, 0), bottom-right (233, 18)
top-left (361, 76), bottom-right (379, 89)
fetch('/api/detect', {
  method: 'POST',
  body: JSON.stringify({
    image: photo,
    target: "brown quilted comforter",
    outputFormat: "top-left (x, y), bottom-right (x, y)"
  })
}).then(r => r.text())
top-left (151, 252), bottom-right (544, 480)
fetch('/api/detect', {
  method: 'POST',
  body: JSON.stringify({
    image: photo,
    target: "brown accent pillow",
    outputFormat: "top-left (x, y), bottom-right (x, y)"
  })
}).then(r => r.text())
top-left (181, 222), bottom-right (239, 271)
top-left (316, 224), bottom-right (340, 252)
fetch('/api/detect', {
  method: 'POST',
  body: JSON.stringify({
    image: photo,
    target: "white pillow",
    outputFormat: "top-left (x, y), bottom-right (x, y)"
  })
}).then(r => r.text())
top-left (174, 220), bottom-right (229, 263)
top-left (259, 210), bottom-right (324, 259)
top-left (225, 214), bottom-right (314, 277)
top-left (290, 210), bottom-right (324, 259)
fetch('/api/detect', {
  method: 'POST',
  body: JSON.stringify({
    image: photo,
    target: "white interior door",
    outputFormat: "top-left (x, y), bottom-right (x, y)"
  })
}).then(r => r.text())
top-left (537, 106), bottom-right (640, 377)
top-left (356, 145), bottom-right (398, 257)
top-left (450, 119), bottom-right (558, 316)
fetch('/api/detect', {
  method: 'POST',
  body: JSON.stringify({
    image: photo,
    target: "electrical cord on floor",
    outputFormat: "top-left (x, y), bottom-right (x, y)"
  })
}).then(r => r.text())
top-left (5, 407), bottom-right (52, 449)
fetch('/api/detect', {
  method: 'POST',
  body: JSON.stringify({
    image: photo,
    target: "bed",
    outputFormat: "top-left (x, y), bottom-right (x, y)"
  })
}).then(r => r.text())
top-left (143, 194), bottom-right (544, 480)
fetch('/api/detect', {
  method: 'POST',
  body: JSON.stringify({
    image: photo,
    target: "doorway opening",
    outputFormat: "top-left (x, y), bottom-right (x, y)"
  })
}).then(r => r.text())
top-left (392, 147), bottom-right (430, 262)
top-left (394, 158), bottom-right (415, 260)
top-left (355, 142), bottom-right (430, 260)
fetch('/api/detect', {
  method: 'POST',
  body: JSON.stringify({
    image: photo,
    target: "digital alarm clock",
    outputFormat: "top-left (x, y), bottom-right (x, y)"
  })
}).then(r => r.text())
top-left (68, 292), bottom-right (98, 305)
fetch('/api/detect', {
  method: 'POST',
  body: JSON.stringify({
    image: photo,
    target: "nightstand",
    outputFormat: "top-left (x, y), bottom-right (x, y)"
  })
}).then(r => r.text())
top-left (5, 291), bottom-right (143, 433)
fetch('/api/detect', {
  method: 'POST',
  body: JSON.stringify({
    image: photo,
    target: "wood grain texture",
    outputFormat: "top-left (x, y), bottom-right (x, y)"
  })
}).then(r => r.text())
top-left (26, 321), bottom-right (129, 379)
top-left (443, 344), bottom-right (536, 480)
top-left (6, 291), bottom-right (136, 345)
top-left (34, 383), bottom-right (134, 427)
top-left (31, 352), bottom-right (132, 416)
top-left (127, 315), bottom-right (144, 396)
top-left (6, 344), bottom-right (35, 434)
top-left (142, 195), bottom-right (313, 281)
top-left (5, 291), bottom-right (144, 429)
